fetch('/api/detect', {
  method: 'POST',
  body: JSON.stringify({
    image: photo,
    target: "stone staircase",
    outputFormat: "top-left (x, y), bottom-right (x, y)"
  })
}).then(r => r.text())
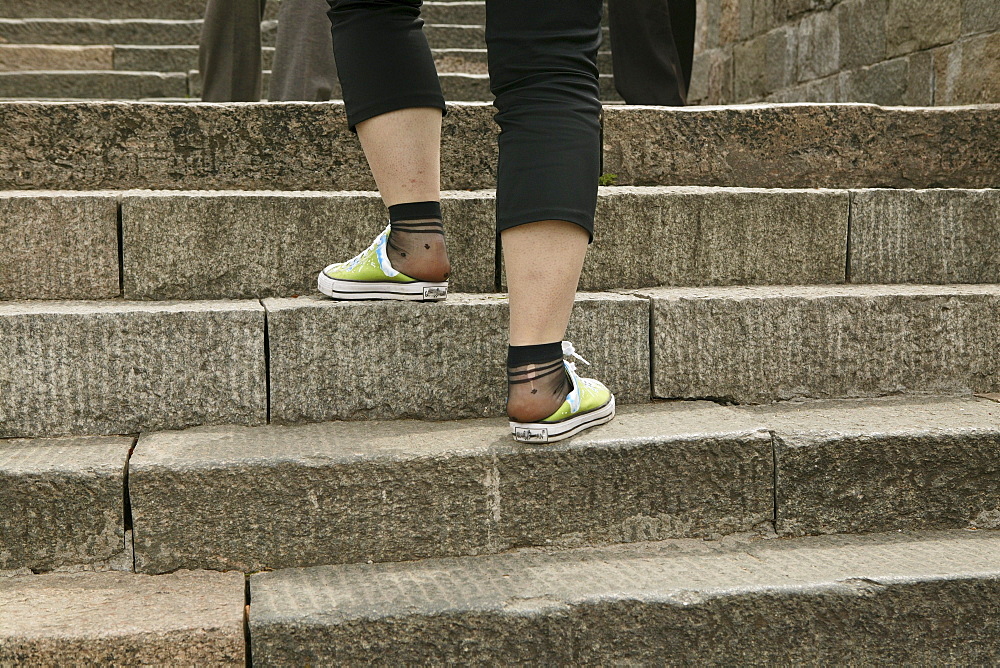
top-left (0, 1), bottom-right (617, 101)
top-left (2, 2), bottom-right (1000, 666)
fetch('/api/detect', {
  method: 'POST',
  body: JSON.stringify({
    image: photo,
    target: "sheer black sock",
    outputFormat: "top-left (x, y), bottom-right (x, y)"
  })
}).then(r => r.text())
top-left (506, 342), bottom-right (572, 423)
top-left (387, 201), bottom-right (450, 282)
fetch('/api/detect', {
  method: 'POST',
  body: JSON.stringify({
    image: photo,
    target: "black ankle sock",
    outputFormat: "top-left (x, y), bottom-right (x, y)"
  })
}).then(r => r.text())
top-left (507, 342), bottom-right (563, 368)
top-left (506, 342), bottom-right (572, 419)
top-left (388, 201), bottom-right (442, 224)
top-left (387, 201), bottom-right (444, 261)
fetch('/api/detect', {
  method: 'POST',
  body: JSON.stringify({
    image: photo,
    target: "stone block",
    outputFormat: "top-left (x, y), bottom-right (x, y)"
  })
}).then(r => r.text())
top-left (0, 102), bottom-right (498, 191)
top-left (113, 45), bottom-right (200, 73)
top-left (265, 293), bottom-right (649, 424)
top-left (720, 0), bottom-right (743, 44)
top-left (422, 2), bottom-right (487, 25)
top-left (130, 402), bottom-right (764, 573)
top-left (0, 45), bottom-right (113, 72)
top-left (797, 8), bottom-right (841, 81)
top-left (0, 436), bottom-right (131, 572)
top-left (0, 18), bottom-right (203, 46)
top-left (249, 531), bottom-right (1000, 665)
top-left (765, 74), bottom-right (840, 101)
top-left (0, 300), bottom-right (266, 438)
top-left (765, 25), bottom-right (799, 91)
top-left (836, 0), bottom-right (888, 69)
top-left (0, 193), bottom-right (118, 300)
top-left (0, 571), bottom-right (244, 665)
top-left (0, 71), bottom-right (189, 100)
top-left (2, 0), bottom-right (208, 19)
top-left (602, 104), bottom-right (1000, 189)
top-left (734, 32), bottom-right (769, 100)
top-left (850, 188), bottom-right (1000, 284)
top-left (688, 47), bottom-right (734, 104)
top-left (696, 0), bottom-right (723, 51)
top-left (741, 396), bottom-right (1000, 535)
top-left (582, 186), bottom-right (848, 290)
top-left (886, 0), bottom-right (961, 57)
top-left (838, 57), bottom-right (909, 104)
top-left (496, 402), bottom-right (774, 547)
top-left (933, 32), bottom-right (1000, 105)
top-left (903, 49), bottom-right (934, 105)
top-left (121, 190), bottom-right (495, 299)
top-left (962, 0), bottom-right (1000, 35)
top-left (643, 284), bottom-right (1000, 404)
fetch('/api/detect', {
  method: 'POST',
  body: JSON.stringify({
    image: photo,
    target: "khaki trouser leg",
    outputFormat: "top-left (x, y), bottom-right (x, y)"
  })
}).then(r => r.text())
top-left (198, 0), bottom-right (267, 102)
top-left (270, 0), bottom-right (338, 101)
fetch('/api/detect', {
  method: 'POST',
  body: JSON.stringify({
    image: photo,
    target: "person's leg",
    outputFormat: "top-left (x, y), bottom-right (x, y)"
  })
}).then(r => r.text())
top-left (669, 0), bottom-right (697, 92)
top-left (269, 0), bottom-right (338, 101)
top-left (318, 0), bottom-right (450, 295)
top-left (488, 0), bottom-right (610, 428)
top-left (608, 0), bottom-right (687, 105)
top-left (198, 0), bottom-right (266, 101)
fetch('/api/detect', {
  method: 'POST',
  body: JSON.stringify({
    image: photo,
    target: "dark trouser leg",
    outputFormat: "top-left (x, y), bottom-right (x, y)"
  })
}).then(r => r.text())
top-left (487, 0), bottom-right (603, 238)
top-left (198, 0), bottom-right (266, 102)
top-left (326, 0), bottom-right (445, 131)
top-left (608, 0), bottom-right (690, 106)
top-left (669, 0), bottom-right (697, 91)
top-left (270, 0), bottom-right (339, 101)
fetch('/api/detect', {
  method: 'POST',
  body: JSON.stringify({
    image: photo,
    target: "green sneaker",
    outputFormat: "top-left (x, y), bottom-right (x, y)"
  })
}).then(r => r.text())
top-left (317, 225), bottom-right (448, 301)
top-left (510, 342), bottom-right (616, 444)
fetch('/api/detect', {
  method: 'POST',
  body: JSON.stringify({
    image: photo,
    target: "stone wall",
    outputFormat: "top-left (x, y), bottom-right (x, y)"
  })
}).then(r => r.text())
top-left (690, 0), bottom-right (1000, 105)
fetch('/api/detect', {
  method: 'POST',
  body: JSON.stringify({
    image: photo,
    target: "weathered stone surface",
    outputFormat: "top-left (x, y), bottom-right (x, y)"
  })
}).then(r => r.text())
top-left (250, 531), bottom-right (1000, 665)
top-left (688, 46), bottom-right (734, 104)
top-left (0, 45), bottom-right (112, 72)
top-left (962, 0), bottom-right (1000, 36)
top-left (583, 186), bottom-right (848, 290)
top-left (933, 32), bottom-right (1000, 105)
top-left (836, 0), bottom-right (888, 69)
top-left (0, 300), bottom-right (266, 438)
top-left (838, 57), bottom-right (909, 105)
top-left (602, 104), bottom-right (1000, 189)
top-left (1, 0), bottom-right (212, 19)
top-left (265, 293), bottom-right (649, 424)
top-left (886, 0), bottom-right (961, 57)
top-left (733, 32), bottom-right (769, 99)
top-left (121, 190), bottom-right (495, 299)
top-left (643, 284), bottom-right (1000, 404)
top-left (0, 570), bottom-right (244, 665)
top-left (0, 101), bottom-right (498, 191)
top-left (0, 192), bottom-right (118, 300)
top-left (130, 402), bottom-right (765, 573)
top-left (765, 74), bottom-right (840, 102)
top-left (695, 0), bottom-right (723, 51)
top-left (0, 71), bottom-right (189, 100)
top-left (741, 396), bottom-right (1000, 535)
top-left (0, 436), bottom-right (130, 572)
top-left (0, 19), bottom-right (203, 46)
top-left (850, 188), bottom-right (1000, 284)
top-left (902, 49), bottom-right (934, 105)
top-left (796, 9), bottom-right (840, 81)
top-left (496, 402), bottom-right (773, 547)
top-left (113, 45), bottom-right (203, 73)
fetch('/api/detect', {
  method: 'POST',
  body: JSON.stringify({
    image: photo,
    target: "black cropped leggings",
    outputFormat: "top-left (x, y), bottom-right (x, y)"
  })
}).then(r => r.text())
top-left (327, 0), bottom-right (603, 238)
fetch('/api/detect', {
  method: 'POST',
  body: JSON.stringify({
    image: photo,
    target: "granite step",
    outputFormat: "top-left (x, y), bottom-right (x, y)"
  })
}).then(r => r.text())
top-left (0, 70), bottom-right (190, 99)
top-left (0, 1), bottom-right (485, 25)
top-left (188, 69), bottom-right (621, 102)
top-left (0, 19), bottom-right (496, 50)
top-left (6, 187), bottom-right (997, 302)
top-left (642, 283), bottom-right (1000, 403)
top-left (4, 395), bottom-right (996, 575)
top-left (0, 570), bottom-right (245, 665)
top-left (0, 44), bottom-right (614, 76)
top-left (248, 529), bottom-right (1000, 665)
top-left (0, 292), bottom-right (645, 438)
top-left (1, 102), bottom-right (995, 192)
top-left (127, 395), bottom-right (999, 574)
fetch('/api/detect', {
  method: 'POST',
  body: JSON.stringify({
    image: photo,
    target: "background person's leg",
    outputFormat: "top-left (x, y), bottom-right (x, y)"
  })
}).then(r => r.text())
top-left (270, 0), bottom-right (338, 101)
top-left (198, 0), bottom-right (266, 101)
top-left (488, 0), bottom-right (604, 422)
top-left (608, 0), bottom-right (688, 105)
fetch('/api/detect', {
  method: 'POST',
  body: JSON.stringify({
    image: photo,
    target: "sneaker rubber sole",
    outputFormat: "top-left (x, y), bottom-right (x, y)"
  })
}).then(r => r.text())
top-left (318, 274), bottom-right (448, 301)
top-left (510, 395), bottom-right (616, 444)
